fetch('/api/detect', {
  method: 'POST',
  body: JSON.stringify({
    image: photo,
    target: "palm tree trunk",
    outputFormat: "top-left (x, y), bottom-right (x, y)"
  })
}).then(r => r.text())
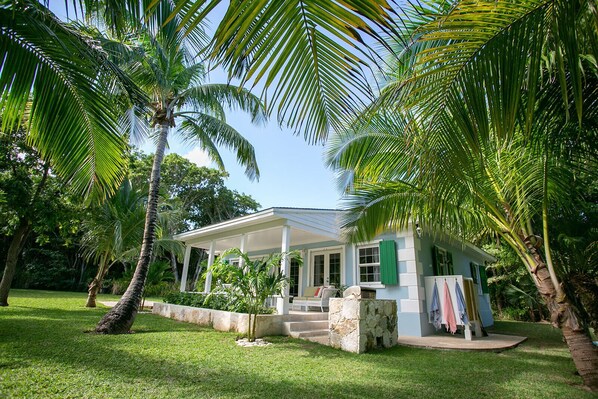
top-left (86, 254), bottom-right (110, 308)
top-left (170, 252), bottom-right (179, 284)
top-left (522, 239), bottom-right (598, 391)
top-left (252, 312), bottom-right (258, 342)
top-left (95, 122), bottom-right (169, 333)
top-left (0, 219), bottom-right (30, 307)
top-left (192, 251), bottom-right (205, 291)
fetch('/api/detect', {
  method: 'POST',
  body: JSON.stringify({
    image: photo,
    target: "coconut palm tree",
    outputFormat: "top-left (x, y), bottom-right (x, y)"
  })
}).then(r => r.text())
top-left (76, 0), bottom-right (400, 143)
top-left (328, 85), bottom-right (598, 389)
top-left (327, 1), bottom-right (598, 388)
top-left (94, 9), bottom-right (266, 333)
top-left (328, 39), bottom-right (598, 395)
top-left (377, 0), bottom-right (597, 141)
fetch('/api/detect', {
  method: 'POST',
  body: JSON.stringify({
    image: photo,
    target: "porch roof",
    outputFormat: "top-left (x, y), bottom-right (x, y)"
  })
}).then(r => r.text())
top-left (173, 207), bottom-right (344, 253)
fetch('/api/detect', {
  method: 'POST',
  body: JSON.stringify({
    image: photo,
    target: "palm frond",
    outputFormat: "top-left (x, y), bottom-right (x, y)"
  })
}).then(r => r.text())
top-left (178, 114), bottom-right (259, 181)
top-left (206, 0), bottom-right (400, 143)
top-left (0, 2), bottom-right (139, 197)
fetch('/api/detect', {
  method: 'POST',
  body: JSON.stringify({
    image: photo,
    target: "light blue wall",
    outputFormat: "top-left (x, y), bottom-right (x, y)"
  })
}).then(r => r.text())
top-left (245, 230), bottom-right (493, 335)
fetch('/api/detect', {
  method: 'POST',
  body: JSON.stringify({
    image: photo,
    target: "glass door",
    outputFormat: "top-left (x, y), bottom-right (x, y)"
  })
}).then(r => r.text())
top-left (311, 250), bottom-right (342, 287)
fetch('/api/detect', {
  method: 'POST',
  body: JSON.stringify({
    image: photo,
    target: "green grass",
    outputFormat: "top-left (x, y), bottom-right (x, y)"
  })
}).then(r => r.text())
top-left (0, 290), bottom-right (594, 399)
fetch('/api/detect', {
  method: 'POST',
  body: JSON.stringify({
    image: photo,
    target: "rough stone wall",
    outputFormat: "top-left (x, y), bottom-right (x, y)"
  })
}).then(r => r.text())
top-left (329, 298), bottom-right (398, 353)
top-left (153, 302), bottom-right (284, 337)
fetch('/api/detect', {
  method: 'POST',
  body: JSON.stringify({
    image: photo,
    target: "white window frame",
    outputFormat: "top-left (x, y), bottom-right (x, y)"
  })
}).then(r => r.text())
top-left (357, 244), bottom-right (382, 286)
top-left (434, 246), bottom-right (453, 275)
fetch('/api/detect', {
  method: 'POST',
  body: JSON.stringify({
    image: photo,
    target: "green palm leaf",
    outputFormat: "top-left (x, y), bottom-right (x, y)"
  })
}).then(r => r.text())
top-left (208, 0), bottom-right (400, 143)
top-left (178, 113), bottom-right (259, 180)
top-left (0, 1), bottom-right (140, 197)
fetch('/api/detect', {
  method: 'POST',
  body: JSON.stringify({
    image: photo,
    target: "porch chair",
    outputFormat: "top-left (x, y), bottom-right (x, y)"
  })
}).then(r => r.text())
top-left (292, 287), bottom-right (338, 312)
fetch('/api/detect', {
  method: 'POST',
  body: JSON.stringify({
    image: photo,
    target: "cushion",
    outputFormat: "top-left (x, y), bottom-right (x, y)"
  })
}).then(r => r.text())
top-left (302, 286), bottom-right (323, 298)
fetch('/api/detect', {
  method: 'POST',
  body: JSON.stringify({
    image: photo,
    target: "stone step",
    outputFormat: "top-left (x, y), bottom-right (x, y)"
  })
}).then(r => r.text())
top-left (296, 329), bottom-right (328, 338)
top-left (303, 335), bottom-right (330, 345)
top-left (284, 312), bottom-right (329, 322)
top-left (283, 320), bottom-right (329, 335)
top-left (287, 328), bottom-right (329, 339)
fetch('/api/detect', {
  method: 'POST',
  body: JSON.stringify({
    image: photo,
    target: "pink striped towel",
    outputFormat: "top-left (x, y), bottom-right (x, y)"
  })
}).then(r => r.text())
top-left (443, 281), bottom-right (457, 334)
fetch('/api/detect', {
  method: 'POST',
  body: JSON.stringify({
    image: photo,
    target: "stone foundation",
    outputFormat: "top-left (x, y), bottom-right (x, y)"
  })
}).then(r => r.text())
top-left (329, 298), bottom-right (398, 353)
top-left (153, 302), bottom-right (284, 337)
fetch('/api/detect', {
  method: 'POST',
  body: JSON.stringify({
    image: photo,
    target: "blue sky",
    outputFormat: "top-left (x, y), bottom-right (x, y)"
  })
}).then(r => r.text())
top-left (51, 2), bottom-right (342, 210)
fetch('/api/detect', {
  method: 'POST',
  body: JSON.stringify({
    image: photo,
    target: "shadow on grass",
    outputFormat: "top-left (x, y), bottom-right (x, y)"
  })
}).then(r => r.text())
top-left (0, 293), bottom-right (592, 399)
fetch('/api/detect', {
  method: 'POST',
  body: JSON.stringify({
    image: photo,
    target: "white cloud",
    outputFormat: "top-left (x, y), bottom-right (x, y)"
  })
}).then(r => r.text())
top-left (182, 147), bottom-right (212, 167)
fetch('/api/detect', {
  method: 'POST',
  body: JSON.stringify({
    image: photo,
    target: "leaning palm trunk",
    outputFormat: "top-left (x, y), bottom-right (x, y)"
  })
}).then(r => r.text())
top-left (0, 219), bottom-right (30, 307)
top-left (85, 254), bottom-right (111, 308)
top-left (518, 239), bottom-right (598, 391)
top-left (95, 123), bottom-right (169, 333)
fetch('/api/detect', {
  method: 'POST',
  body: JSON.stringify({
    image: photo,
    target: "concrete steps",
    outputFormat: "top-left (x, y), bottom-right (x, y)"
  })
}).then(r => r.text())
top-left (282, 312), bottom-right (329, 345)
top-left (283, 312), bottom-right (329, 322)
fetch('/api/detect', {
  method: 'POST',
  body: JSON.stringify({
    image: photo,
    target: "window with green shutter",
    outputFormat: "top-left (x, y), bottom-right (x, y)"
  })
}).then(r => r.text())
top-left (469, 262), bottom-right (478, 284)
top-left (432, 246), bottom-right (453, 276)
top-left (478, 264), bottom-right (489, 294)
top-left (447, 252), bottom-right (454, 275)
top-left (379, 240), bottom-right (398, 285)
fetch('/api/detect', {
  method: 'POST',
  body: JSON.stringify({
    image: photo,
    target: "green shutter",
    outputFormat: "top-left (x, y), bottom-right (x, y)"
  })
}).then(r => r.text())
top-left (470, 262), bottom-right (478, 283)
top-left (380, 240), bottom-right (398, 285)
top-left (447, 252), bottom-right (454, 275)
top-left (479, 264), bottom-right (489, 294)
top-left (432, 246), bottom-right (439, 276)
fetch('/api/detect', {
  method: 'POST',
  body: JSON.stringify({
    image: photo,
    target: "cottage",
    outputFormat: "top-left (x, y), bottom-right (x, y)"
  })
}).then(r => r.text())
top-left (173, 207), bottom-right (494, 338)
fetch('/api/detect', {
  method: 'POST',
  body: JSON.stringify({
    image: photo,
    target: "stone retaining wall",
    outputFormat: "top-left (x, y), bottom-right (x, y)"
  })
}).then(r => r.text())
top-left (329, 298), bottom-right (398, 353)
top-left (153, 302), bottom-right (284, 337)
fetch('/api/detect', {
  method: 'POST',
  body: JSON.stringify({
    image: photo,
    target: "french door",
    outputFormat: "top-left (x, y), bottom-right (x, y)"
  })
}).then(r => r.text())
top-left (311, 249), bottom-right (342, 287)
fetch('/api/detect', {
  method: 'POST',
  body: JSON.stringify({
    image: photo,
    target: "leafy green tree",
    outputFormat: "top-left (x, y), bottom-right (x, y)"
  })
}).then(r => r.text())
top-left (0, 129), bottom-right (83, 305)
top-left (548, 178), bottom-right (598, 332)
top-left (483, 243), bottom-right (547, 322)
top-left (129, 152), bottom-right (260, 230)
top-left (210, 248), bottom-right (302, 341)
top-left (94, 6), bottom-right (266, 334)
top-left (129, 152), bottom-right (260, 284)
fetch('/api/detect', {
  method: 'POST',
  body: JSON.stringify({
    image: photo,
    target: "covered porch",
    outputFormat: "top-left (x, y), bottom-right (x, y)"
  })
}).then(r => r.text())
top-left (173, 207), bottom-right (343, 315)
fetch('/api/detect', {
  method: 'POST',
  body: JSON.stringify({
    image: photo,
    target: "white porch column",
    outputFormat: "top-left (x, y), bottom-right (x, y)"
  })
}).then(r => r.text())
top-left (277, 225), bottom-right (291, 315)
top-left (179, 245), bottom-right (192, 292)
top-left (204, 240), bottom-right (216, 293)
top-left (239, 234), bottom-right (246, 269)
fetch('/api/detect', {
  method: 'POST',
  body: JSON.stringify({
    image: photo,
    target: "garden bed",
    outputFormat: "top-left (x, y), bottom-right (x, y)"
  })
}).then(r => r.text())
top-left (153, 302), bottom-right (284, 337)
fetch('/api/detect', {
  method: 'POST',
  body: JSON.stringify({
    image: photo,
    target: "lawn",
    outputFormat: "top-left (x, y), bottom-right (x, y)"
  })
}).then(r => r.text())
top-left (0, 290), bottom-right (594, 399)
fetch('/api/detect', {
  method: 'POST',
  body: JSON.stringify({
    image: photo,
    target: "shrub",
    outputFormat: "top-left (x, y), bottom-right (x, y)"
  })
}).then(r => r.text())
top-left (144, 281), bottom-right (177, 298)
top-left (162, 289), bottom-right (276, 315)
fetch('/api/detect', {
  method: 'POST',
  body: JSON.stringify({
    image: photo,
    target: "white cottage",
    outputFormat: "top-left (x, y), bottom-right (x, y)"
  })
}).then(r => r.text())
top-left (173, 207), bottom-right (494, 337)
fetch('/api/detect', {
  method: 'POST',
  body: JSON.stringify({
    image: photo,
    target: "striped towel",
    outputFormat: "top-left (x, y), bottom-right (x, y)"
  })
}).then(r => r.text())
top-left (443, 281), bottom-right (457, 334)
